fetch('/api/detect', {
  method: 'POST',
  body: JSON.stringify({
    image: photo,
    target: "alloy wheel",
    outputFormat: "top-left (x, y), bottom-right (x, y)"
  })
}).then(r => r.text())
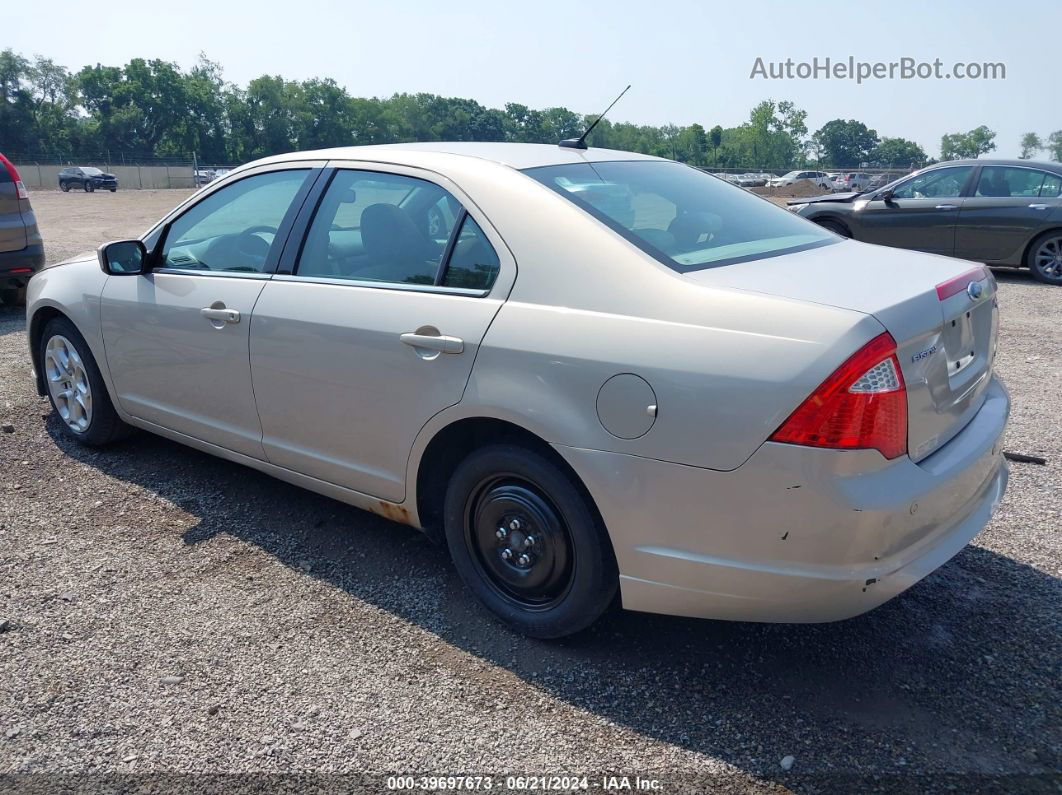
top-left (44, 335), bottom-right (93, 433)
top-left (464, 475), bottom-right (575, 610)
top-left (1033, 236), bottom-right (1062, 282)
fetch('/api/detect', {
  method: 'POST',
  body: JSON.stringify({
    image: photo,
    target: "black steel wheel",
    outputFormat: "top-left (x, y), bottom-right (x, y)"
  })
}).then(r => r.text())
top-left (464, 475), bottom-right (574, 610)
top-left (443, 444), bottom-right (617, 638)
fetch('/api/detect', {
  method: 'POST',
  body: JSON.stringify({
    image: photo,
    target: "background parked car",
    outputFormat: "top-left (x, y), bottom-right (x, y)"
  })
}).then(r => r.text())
top-left (58, 166), bottom-right (118, 192)
top-left (789, 159), bottom-right (1062, 284)
top-left (837, 172), bottom-right (872, 191)
top-left (0, 152), bottom-right (44, 305)
top-left (768, 170), bottom-right (833, 190)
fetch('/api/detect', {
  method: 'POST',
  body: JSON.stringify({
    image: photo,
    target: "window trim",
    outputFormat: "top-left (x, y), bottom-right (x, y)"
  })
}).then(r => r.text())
top-left (280, 163), bottom-right (503, 297)
top-left (147, 166), bottom-right (322, 278)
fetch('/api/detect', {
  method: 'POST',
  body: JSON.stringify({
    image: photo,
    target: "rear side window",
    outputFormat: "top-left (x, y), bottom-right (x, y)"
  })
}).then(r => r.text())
top-left (975, 167), bottom-right (1050, 198)
top-left (297, 169), bottom-right (500, 290)
top-left (440, 216), bottom-right (500, 290)
top-left (524, 160), bottom-right (834, 272)
top-left (1040, 173), bottom-right (1062, 198)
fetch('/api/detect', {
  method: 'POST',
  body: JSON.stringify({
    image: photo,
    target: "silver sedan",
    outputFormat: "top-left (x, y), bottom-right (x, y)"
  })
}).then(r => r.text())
top-left (26, 143), bottom-right (1009, 638)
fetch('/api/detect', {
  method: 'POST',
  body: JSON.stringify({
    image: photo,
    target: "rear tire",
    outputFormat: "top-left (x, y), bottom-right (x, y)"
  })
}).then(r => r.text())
top-left (0, 287), bottom-right (27, 307)
top-left (815, 218), bottom-right (851, 238)
top-left (59, 181), bottom-right (70, 192)
top-left (39, 317), bottom-right (131, 446)
top-left (1026, 230), bottom-right (1062, 285)
top-left (443, 444), bottom-right (618, 638)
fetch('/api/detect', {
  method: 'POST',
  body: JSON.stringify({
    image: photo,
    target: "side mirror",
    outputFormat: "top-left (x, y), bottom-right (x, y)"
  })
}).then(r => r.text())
top-left (879, 189), bottom-right (895, 203)
top-left (97, 239), bottom-right (147, 275)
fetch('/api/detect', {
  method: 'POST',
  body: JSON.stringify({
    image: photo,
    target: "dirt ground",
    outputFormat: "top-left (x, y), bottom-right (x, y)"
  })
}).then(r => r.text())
top-left (0, 188), bottom-right (1059, 792)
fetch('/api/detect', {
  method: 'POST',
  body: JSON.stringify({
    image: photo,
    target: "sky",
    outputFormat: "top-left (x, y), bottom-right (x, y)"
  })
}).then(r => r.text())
top-left (8, 0), bottom-right (1058, 160)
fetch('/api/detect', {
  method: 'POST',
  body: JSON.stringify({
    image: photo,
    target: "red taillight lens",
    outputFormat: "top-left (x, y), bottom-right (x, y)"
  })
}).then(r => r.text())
top-left (935, 266), bottom-right (987, 301)
top-left (769, 333), bottom-right (908, 459)
top-left (0, 153), bottom-right (28, 200)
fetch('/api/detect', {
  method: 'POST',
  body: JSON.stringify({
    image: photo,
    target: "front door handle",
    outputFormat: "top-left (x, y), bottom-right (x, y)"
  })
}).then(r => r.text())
top-left (1029, 203), bottom-right (1048, 210)
top-left (935, 204), bottom-right (959, 210)
top-left (200, 306), bottom-right (240, 324)
top-left (400, 332), bottom-right (464, 354)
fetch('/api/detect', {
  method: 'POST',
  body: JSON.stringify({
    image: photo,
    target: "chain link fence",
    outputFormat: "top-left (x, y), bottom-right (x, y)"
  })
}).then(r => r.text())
top-left (7, 152), bottom-right (239, 190)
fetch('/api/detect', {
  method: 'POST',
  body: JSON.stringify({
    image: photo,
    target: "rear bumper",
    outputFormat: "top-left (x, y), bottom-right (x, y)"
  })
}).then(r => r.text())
top-left (0, 243), bottom-right (45, 287)
top-left (555, 376), bottom-right (1010, 623)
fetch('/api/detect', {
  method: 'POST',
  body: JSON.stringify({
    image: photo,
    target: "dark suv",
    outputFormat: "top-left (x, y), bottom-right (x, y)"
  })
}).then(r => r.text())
top-left (58, 166), bottom-right (118, 192)
top-left (0, 153), bottom-right (44, 306)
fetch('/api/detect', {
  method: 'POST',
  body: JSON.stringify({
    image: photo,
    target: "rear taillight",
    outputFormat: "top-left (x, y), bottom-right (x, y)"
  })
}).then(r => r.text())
top-left (0, 153), bottom-right (28, 200)
top-left (769, 333), bottom-right (907, 459)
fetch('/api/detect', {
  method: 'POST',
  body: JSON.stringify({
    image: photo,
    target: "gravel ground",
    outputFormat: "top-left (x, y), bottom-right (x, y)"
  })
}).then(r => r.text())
top-left (0, 189), bottom-right (1059, 792)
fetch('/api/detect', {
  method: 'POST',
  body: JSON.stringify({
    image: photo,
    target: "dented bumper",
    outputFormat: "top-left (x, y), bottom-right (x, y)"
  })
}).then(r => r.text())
top-left (554, 376), bottom-right (1010, 623)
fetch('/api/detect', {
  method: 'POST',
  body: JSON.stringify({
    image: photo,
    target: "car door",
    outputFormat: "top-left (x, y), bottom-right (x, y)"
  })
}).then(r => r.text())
top-left (955, 166), bottom-right (1062, 262)
top-left (248, 164), bottom-right (515, 502)
top-left (854, 165), bottom-right (975, 255)
top-left (100, 165), bottom-right (320, 457)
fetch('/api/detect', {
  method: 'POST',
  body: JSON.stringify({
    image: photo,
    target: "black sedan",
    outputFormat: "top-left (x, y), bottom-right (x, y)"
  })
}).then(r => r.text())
top-left (789, 159), bottom-right (1062, 284)
top-left (58, 166), bottom-right (118, 193)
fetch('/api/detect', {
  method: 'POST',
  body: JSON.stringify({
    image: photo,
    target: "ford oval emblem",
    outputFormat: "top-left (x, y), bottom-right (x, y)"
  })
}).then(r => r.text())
top-left (967, 281), bottom-right (984, 300)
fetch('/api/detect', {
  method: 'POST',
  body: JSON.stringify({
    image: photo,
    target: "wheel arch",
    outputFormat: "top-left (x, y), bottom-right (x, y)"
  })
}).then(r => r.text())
top-left (413, 415), bottom-right (605, 546)
top-left (28, 304), bottom-right (69, 395)
top-left (1021, 226), bottom-right (1062, 268)
top-left (810, 214), bottom-right (853, 237)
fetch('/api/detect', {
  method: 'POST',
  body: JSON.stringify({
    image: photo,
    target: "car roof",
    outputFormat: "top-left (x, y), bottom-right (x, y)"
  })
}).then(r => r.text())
top-left (927, 158), bottom-right (1062, 173)
top-left (252, 141), bottom-right (665, 171)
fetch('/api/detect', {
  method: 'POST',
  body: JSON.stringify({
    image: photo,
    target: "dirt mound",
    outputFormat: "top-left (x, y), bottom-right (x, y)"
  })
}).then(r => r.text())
top-left (751, 181), bottom-right (828, 199)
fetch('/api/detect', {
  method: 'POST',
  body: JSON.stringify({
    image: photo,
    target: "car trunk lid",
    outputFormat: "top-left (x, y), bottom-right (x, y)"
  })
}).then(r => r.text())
top-left (684, 239), bottom-right (998, 461)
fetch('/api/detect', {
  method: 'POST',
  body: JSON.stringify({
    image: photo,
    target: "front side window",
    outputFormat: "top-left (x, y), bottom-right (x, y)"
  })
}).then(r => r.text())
top-left (160, 169), bottom-right (308, 273)
top-left (525, 160), bottom-right (835, 272)
top-left (891, 166), bottom-right (973, 199)
top-left (297, 169), bottom-right (492, 287)
top-left (974, 167), bottom-right (1050, 198)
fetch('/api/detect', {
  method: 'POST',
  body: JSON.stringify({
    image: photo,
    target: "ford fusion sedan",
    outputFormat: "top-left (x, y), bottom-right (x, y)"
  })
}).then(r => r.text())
top-left (26, 143), bottom-right (1009, 638)
top-left (790, 159), bottom-right (1062, 284)
top-left (58, 166), bottom-right (119, 193)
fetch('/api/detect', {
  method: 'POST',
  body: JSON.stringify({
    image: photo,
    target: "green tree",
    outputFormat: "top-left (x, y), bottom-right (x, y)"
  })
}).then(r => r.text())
top-left (812, 119), bottom-right (880, 168)
top-left (1019, 132), bottom-right (1043, 159)
top-left (1043, 131), bottom-right (1062, 162)
top-left (940, 125), bottom-right (996, 160)
top-left (869, 137), bottom-right (927, 168)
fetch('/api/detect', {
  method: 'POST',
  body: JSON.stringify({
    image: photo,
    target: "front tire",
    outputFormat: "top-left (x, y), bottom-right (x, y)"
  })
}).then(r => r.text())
top-left (40, 317), bottom-right (130, 446)
top-left (1026, 230), bottom-right (1062, 285)
top-left (443, 444), bottom-right (618, 638)
top-left (83, 181), bottom-right (94, 193)
top-left (109, 187), bottom-right (117, 193)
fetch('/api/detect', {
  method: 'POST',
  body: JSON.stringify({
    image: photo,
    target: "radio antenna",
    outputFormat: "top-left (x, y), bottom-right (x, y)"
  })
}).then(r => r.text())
top-left (559, 85), bottom-right (631, 150)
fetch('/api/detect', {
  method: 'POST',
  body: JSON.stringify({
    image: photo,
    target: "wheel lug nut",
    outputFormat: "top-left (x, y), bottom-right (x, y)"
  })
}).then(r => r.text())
top-left (525, 535), bottom-right (536, 547)
top-left (518, 554), bottom-right (531, 567)
top-left (509, 519), bottom-right (521, 531)
top-left (496, 527), bottom-right (507, 539)
top-left (500, 548), bottom-right (513, 561)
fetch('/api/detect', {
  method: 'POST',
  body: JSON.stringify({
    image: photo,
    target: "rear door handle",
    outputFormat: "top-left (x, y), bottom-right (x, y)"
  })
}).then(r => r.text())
top-left (200, 306), bottom-right (240, 324)
top-left (935, 204), bottom-right (959, 210)
top-left (1029, 203), bottom-right (1048, 210)
top-left (400, 332), bottom-right (464, 354)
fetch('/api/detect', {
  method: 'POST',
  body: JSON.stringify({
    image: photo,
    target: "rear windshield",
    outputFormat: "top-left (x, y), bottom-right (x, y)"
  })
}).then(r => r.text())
top-left (524, 161), bottom-right (835, 271)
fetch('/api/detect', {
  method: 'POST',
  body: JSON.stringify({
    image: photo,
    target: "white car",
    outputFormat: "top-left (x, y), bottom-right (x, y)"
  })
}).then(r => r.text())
top-left (26, 142), bottom-right (1009, 638)
top-left (768, 170), bottom-right (833, 190)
